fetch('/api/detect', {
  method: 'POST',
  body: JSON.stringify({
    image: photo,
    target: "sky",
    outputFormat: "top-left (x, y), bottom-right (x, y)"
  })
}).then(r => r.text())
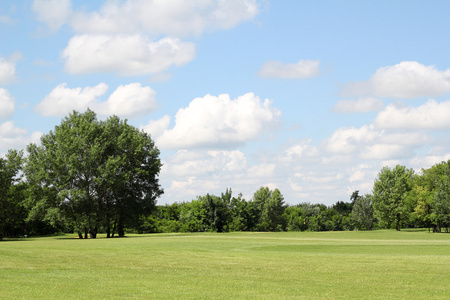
top-left (1, 0), bottom-right (450, 206)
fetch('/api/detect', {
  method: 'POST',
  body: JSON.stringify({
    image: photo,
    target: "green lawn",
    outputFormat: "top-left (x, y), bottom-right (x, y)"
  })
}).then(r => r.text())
top-left (1, 230), bottom-right (449, 299)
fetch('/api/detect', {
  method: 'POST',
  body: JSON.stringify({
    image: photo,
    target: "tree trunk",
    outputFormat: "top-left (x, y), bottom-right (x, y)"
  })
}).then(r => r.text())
top-left (118, 217), bottom-right (125, 237)
top-left (111, 219), bottom-right (117, 238)
top-left (106, 225), bottom-right (111, 238)
top-left (89, 227), bottom-right (97, 239)
top-left (84, 228), bottom-right (88, 239)
top-left (77, 231), bottom-right (83, 239)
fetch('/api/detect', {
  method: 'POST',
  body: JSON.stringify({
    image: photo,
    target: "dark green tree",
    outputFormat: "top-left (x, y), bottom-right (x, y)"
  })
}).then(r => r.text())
top-left (0, 150), bottom-right (24, 240)
top-left (229, 193), bottom-right (253, 231)
top-left (24, 110), bottom-right (163, 238)
top-left (433, 163), bottom-right (450, 232)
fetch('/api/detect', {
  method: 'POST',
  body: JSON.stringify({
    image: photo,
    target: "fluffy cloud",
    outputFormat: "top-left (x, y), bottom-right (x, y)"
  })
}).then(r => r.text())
top-left (0, 54), bottom-right (20, 85)
top-left (144, 93), bottom-right (281, 149)
top-left (332, 97), bottom-right (383, 113)
top-left (97, 83), bottom-right (158, 117)
top-left (62, 35), bottom-right (195, 76)
top-left (70, 0), bottom-right (258, 37)
top-left (32, 0), bottom-right (72, 32)
top-left (325, 125), bottom-right (380, 154)
top-left (36, 83), bottom-right (108, 116)
top-left (375, 99), bottom-right (450, 129)
top-left (0, 121), bottom-right (42, 152)
top-left (258, 59), bottom-right (320, 79)
top-left (36, 82), bottom-right (158, 117)
top-left (344, 61), bottom-right (450, 99)
top-left (0, 88), bottom-right (15, 120)
top-left (37, 1), bottom-right (258, 77)
top-left (325, 124), bottom-right (429, 160)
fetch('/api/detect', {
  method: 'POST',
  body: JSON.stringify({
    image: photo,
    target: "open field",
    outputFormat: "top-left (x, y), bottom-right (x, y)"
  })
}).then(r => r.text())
top-left (1, 230), bottom-right (449, 299)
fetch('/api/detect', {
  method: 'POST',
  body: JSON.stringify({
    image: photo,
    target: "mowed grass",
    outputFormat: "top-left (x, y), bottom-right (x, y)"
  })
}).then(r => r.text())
top-left (1, 230), bottom-right (449, 299)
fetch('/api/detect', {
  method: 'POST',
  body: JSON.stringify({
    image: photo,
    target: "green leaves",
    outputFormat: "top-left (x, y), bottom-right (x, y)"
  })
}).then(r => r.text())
top-left (24, 110), bottom-right (163, 238)
top-left (373, 165), bottom-right (414, 230)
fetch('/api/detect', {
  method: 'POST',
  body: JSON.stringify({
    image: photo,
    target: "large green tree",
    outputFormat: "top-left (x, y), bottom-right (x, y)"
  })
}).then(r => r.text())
top-left (372, 165), bottom-right (414, 231)
top-left (25, 110), bottom-right (163, 238)
top-left (0, 150), bottom-right (24, 240)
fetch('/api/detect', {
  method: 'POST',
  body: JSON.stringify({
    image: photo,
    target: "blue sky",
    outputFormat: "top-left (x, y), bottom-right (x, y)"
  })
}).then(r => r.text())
top-left (1, 0), bottom-right (450, 205)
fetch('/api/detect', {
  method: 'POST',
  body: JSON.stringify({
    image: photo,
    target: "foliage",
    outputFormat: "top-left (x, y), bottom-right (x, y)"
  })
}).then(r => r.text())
top-left (351, 194), bottom-right (374, 230)
top-left (0, 150), bottom-right (25, 240)
top-left (24, 110), bottom-right (163, 238)
top-left (373, 165), bottom-right (414, 230)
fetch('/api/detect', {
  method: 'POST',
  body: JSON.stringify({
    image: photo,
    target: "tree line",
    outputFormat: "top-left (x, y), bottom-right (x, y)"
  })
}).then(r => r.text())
top-left (1, 110), bottom-right (450, 240)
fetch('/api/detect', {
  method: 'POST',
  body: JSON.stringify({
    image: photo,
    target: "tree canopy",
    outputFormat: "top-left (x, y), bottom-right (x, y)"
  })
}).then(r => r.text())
top-left (24, 110), bottom-right (163, 238)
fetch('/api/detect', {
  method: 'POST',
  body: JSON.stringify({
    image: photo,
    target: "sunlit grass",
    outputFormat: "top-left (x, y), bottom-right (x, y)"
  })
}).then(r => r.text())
top-left (1, 230), bottom-right (449, 299)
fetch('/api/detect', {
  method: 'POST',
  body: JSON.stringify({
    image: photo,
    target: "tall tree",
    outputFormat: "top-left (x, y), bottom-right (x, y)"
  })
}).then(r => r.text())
top-left (260, 188), bottom-right (285, 231)
top-left (0, 150), bottom-right (24, 240)
top-left (372, 165), bottom-right (414, 231)
top-left (432, 162), bottom-right (450, 232)
top-left (351, 194), bottom-right (374, 230)
top-left (252, 187), bottom-right (285, 231)
top-left (25, 110), bottom-right (163, 238)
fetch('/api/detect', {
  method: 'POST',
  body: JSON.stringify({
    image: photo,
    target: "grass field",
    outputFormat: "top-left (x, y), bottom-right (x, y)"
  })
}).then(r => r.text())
top-left (1, 230), bottom-right (449, 299)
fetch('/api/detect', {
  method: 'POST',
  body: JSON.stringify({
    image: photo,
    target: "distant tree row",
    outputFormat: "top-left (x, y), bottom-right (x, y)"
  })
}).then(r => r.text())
top-left (1, 110), bottom-right (450, 240)
top-left (138, 162), bottom-right (450, 234)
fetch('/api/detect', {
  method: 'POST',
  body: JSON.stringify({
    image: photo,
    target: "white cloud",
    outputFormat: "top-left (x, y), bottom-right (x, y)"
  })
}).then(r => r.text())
top-left (349, 169), bottom-right (365, 182)
top-left (0, 88), bottom-right (15, 120)
top-left (0, 121), bottom-right (26, 137)
top-left (35, 82), bottom-right (108, 116)
top-left (146, 93), bottom-right (281, 149)
top-left (325, 124), bottom-right (429, 160)
top-left (36, 82), bottom-right (158, 118)
top-left (163, 150), bottom-right (248, 178)
top-left (39, 1), bottom-right (257, 78)
top-left (159, 149), bottom-right (251, 202)
top-left (361, 144), bottom-right (410, 160)
top-left (247, 163), bottom-right (276, 179)
top-left (142, 115), bottom-right (171, 139)
top-left (70, 0), bottom-right (259, 37)
top-left (276, 140), bottom-right (320, 164)
top-left (32, 0), bottom-right (72, 32)
top-left (0, 54), bottom-right (20, 85)
top-left (0, 121), bottom-right (42, 152)
top-left (62, 35), bottom-right (195, 76)
top-left (325, 125), bottom-right (380, 154)
top-left (332, 97), bottom-right (383, 113)
top-left (96, 83), bottom-right (158, 117)
top-left (344, 61), bottom-right (450, 99)
top-left (375, 99), bottom-right (450, 129)
top-left (258, 59), bottom-right (320, 79)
